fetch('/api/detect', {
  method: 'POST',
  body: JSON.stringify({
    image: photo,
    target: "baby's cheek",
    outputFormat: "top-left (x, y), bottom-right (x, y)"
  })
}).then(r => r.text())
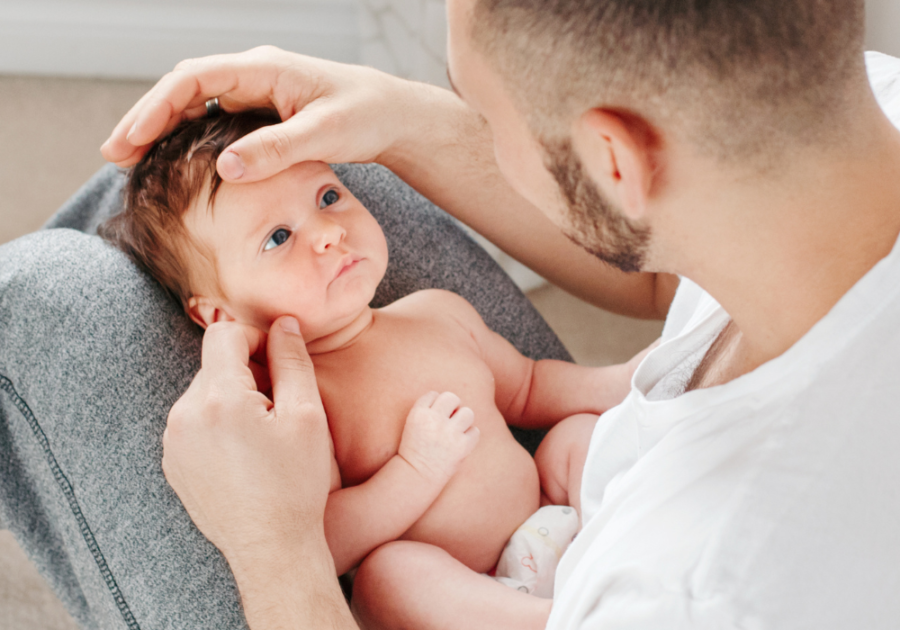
top-left (230, 294), bottom-right (281, 333)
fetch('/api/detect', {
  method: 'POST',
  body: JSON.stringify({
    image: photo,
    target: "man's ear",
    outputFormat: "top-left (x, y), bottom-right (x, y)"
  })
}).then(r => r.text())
top-left (187, 296), bottom-right (236, 329)
top-left (571, 108), bottom-right (658, 220)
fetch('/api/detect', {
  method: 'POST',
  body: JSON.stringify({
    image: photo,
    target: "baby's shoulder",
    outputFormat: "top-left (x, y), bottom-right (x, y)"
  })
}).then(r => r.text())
top-left (386, 289), bottom-right (484, 327)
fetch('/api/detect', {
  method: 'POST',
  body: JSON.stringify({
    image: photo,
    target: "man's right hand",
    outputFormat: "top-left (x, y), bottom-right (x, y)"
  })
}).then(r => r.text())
top-left (163, 316), bottom-right (358, 630)
top-left (101, 45), bottom-right (436, 182)
top-left (162, 316), bottom-right (333, 573)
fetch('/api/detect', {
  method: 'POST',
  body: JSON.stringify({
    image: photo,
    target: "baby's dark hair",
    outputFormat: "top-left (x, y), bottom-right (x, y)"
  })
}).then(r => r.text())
top-left (100, 109), bottom-right (281, 307)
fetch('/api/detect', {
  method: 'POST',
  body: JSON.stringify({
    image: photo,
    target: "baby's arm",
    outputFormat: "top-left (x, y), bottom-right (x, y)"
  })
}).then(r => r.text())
top-left (439, 290), bottom-right (655, 429)
top-left (324, 391), bottom-right (479, 576)
top-left (499, 339), bottom-right (656, 429)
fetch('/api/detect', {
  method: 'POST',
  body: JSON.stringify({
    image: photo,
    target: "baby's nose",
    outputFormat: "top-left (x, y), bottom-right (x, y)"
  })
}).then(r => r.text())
top-left (311, 217), bottom-right (346, 253)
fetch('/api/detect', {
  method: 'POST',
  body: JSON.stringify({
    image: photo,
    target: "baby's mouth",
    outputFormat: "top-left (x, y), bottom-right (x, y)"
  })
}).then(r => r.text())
top-left (335, 256), bottom-right (362, 280)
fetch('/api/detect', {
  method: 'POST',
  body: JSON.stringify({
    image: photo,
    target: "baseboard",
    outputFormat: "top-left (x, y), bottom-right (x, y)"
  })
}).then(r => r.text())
top-left (0, 0), bottom-right (359, 80)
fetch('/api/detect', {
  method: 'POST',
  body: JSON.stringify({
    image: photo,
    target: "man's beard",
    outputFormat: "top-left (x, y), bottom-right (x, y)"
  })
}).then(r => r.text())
top-left (541, 138), bottom-right (650, 273)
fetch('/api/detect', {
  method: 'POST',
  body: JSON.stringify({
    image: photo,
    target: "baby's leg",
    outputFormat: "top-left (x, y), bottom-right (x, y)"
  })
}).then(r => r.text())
top-left (353, 541), bottom-right (551, 630)
top-left (534, 413), bottom-right (599, 517)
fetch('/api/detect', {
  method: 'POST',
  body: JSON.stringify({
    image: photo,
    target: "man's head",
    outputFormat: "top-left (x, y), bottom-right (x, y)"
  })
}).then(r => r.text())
top-left (101, 111), bottom-right (389, 339)
top-left (446, 0), bottom-right (867, 272)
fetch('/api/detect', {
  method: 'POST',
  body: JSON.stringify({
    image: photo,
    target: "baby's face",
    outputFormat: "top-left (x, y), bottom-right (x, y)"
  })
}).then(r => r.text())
top-left (186, 162), bottom-right (389, 340)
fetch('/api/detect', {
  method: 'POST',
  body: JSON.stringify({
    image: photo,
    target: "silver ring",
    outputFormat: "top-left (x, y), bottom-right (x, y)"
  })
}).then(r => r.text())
top-left (205, 97), bottom-right (221, 118)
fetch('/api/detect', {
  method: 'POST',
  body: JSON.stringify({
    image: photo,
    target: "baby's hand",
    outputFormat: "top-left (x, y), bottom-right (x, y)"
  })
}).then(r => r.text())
top-left (398, 391), bottom-right (480, 486)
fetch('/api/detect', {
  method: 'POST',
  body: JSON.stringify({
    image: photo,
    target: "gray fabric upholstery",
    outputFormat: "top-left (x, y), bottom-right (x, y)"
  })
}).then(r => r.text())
top-left (0, 163), bottom-right (570, 629)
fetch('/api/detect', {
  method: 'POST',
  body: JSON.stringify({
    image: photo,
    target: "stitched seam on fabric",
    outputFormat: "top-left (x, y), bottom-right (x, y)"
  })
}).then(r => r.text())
top-left (0, 373), bottom-right (140, 630)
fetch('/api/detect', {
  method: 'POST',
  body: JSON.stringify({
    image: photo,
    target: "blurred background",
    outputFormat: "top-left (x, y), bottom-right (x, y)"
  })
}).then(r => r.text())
top-left (1, 1), bottom-right (897, 628)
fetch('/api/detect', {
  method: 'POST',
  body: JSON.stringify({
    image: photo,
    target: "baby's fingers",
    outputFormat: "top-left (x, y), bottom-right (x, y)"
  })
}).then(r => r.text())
top-left (450, 406), bottom-right (475, 431)
top-left (431, 392), bottom-right (462, 418)
top-left (411, 391), bottom-right (440, 410)
top-left (461, 426), bottom-right (481, 457)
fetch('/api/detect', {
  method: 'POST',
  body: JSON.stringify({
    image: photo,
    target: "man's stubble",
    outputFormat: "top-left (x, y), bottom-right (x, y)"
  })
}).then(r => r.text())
top-left (542, 138), bottom-right (651, 273)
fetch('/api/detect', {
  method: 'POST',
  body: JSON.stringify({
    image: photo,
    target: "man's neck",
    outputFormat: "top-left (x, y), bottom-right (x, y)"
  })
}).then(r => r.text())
top-left (665, 99), bottom-right (900, 388)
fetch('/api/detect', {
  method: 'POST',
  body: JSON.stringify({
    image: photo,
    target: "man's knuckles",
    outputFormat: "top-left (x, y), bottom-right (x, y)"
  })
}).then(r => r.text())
top-left (248, 44), bottom-right (287, 61)
top-left (172, 56), bottom-right (205, 75)
top-left (280, 399), bottom-right (327, 427)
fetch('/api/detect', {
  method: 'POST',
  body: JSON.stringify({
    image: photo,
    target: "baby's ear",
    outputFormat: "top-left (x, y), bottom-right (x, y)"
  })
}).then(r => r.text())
top-left (187, 296), bottom-right (235, 329)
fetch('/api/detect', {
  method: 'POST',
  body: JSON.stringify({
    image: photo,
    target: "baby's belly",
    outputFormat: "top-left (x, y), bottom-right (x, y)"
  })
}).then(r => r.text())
top-left (400, 428), bottom-right (541, 572)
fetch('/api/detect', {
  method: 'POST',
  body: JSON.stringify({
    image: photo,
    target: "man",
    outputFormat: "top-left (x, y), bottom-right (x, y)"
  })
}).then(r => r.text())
top-left (102, 0), bottom-right (900, 628)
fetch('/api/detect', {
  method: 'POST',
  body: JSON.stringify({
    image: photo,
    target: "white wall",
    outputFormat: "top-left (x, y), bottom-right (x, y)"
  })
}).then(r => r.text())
top-left (867, 0), bottom-right (900, 58)
top-left (359, 0), bottom-right (448, 87)
top-left (4, 1), bottom-right (899, 80)
top-left (0, 0), bottom-right (358, 79)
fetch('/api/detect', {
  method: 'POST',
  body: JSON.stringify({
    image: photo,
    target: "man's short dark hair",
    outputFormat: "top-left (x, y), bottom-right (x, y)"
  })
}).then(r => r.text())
top-left (471, 0), bottom-right (866, 163)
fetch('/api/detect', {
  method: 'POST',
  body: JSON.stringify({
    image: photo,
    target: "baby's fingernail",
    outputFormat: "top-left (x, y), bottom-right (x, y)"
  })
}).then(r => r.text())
top-left (280, 317), bottom-right (300, 334)
top-left (100, 139), bottom-right (109, 152)
top-left (219, 151), bottom-right (244, 180)
top-left (126, 122), bottom-right (137, 143)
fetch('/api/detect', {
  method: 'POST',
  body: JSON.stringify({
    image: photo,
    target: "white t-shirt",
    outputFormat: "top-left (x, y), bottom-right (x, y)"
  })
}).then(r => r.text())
top-left (549, 52), bottom-right (900, 630)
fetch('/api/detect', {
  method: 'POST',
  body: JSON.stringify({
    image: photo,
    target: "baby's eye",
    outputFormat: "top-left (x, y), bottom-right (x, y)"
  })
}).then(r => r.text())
top-left (264, 228), bottom-right (292, 251)
top-left (320, 188), bottom-right (340, 209)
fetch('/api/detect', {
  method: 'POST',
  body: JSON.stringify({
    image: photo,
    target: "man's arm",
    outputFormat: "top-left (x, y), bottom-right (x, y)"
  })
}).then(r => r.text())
top-left (228, 536), bottom-right (354, 630)
top-left (325, 392), bottom-right (479, 575)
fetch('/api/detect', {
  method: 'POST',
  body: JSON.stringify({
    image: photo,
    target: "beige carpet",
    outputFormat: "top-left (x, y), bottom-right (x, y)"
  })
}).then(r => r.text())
top-left (0, 531), bottom-right (78, 630)
top-left (0, 75), bottom-right (153, 246)
top-left (0, 73), bottom-right (662, 629)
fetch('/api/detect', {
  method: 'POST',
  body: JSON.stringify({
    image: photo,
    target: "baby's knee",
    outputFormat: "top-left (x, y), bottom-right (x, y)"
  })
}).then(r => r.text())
top-left (536, 414), bottom-right (597, 473)
top-left (352, 541), bottom-right (438, 627)
top-left (355, 541), bottom-right (416, 598)
top-left (535, 413), bottom-right (598, 506)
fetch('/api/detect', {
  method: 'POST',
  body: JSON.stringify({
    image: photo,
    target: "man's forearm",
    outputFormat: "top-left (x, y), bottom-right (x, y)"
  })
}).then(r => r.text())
top-left (229, 534), bottom-right (358, 630)
top-left (379, 81), bottom-right (675, 319)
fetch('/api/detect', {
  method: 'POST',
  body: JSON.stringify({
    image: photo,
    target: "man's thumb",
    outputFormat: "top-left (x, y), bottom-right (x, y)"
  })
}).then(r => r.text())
top-left (216, 117), bottom-right (318, 183)
top-left (267, 316), bottom-right (324, 420)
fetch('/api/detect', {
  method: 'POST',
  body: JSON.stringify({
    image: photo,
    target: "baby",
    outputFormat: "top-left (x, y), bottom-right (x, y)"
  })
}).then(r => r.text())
top-left (100, 110), bottom-right (638, 600)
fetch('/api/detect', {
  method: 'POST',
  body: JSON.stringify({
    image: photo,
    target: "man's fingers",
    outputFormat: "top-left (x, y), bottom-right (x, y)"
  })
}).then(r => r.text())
top-left (125, 59), bottom-right (245, 146)
top-left (200, 322), bottom-right (264, 391)
top-left (216, 110), bottom-right (330, 183)
top-left (248, 360), bottom-right (272, 397)
top-left (127, 50), bottom-right (273, 146)
top-left (101, 86), bottom-right (161, 164)
top-left (102, 48), bottom-right (287, 165)
top-left (267, 316), bottom-right (325, 424)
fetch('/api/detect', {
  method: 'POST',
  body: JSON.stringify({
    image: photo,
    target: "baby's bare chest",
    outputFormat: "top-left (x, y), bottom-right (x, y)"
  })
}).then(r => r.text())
top-left (313, 315), bottom-right (498, 487)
